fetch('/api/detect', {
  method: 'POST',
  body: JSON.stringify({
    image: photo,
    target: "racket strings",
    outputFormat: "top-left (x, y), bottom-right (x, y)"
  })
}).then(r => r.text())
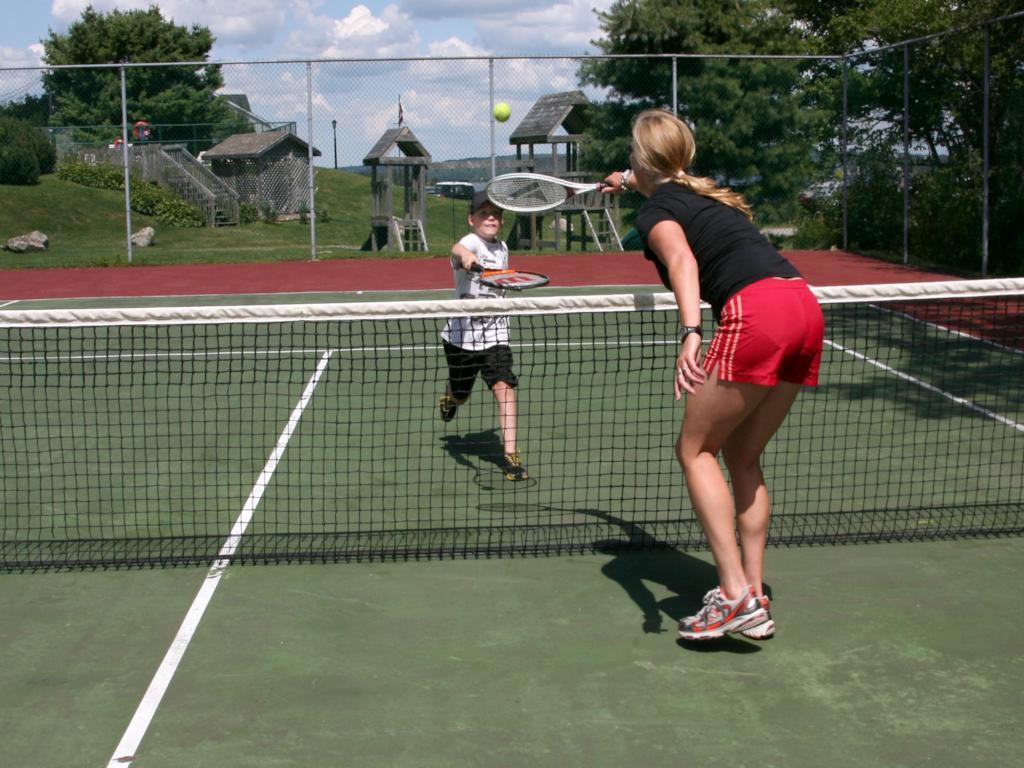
top-left (488, 177), bottom-right (567, 209)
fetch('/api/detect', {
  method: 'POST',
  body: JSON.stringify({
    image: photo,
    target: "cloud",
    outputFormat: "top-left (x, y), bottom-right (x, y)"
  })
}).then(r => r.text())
top-left (477, 0), bottom-right (612, 54)
top-left (0, 43), bottom-right (45, 69)
top-left (283, 4), bottom-right (422, 59)
top-left (396, 0), bottom-right (550, 21)
top-left (49, 0), bottom-right (290, 56)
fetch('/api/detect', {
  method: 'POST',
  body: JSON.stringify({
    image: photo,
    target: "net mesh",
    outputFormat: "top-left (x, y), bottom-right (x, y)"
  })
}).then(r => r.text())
top-left (2, 279), bottom-right (1022, 569)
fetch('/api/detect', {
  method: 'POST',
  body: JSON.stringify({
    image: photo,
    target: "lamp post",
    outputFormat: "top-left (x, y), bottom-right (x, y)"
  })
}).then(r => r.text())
top-left (331, 119), bottom-right (338, 170)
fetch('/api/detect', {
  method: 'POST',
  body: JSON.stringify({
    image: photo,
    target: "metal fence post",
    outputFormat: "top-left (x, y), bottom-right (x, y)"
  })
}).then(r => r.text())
top-left (120, 65), bottom-right (133, 264)
top-left (841, 55), bottom-right (849, 251)
top-left (307, 61), bottom-right (317, 261)
top-left (672, 56), bottom-right (678, 114)
top-left (489, 59), bottom-right (496, 179)
top-left (902, 44), bottom-right (910, 265)
top-left (982, 24), bottom-right (990, 277)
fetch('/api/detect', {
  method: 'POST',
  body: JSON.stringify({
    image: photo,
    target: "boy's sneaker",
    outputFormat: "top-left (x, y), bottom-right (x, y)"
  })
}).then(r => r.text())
top-left (501, 452), bottom-right (528, 481)
top-left (438, 394), bottom-right (458, 422)
top-left (677, 586), bottom-right (769, 641)
top-left (740, 594), bottom-right (775, 640)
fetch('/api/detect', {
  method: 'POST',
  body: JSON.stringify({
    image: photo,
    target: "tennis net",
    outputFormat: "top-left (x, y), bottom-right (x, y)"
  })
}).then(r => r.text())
top-left (2, 278), bottom-right (1022, 569)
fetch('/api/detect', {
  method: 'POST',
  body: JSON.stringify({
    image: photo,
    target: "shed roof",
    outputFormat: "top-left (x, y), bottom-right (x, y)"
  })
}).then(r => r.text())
top-left (203, 129), bottom-right (321, 160)
top-left (509, 90), bottom-right (591, 144)
top-left (363, 126), bottom-right (432, 166)
top-left (222, 94), bottom-right (253, 113)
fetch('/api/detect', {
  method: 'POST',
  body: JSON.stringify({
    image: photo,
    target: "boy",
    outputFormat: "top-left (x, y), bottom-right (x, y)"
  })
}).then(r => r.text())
top-left (438, 190), bottom-right (528, 481)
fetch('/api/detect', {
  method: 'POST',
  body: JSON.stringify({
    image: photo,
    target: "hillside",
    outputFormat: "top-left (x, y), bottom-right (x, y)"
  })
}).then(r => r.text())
top-left (0, 168), bottom-right (524, 269)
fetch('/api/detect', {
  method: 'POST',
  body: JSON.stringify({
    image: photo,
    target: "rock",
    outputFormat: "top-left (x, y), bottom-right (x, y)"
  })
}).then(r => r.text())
top-left (131, 226), bottom-right (155, 247)
top-left (5, 230), bottom-right (49, 252)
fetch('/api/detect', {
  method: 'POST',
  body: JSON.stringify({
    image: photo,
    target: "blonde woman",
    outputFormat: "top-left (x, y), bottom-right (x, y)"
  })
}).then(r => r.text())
top-left (602, 109), bottom-right (824, 641)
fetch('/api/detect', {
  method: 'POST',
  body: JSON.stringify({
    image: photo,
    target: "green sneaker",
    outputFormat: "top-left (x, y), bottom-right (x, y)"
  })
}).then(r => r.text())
top-left (438, 394), bottom-right (458, 422)
top-left (501, 452), bottom-right (528, 481)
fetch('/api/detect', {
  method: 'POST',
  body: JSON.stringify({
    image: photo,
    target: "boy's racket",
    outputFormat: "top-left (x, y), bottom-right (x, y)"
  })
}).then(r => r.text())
top-left (485, 172), bottom-right (604, 213)
top-left (469, 265), bottom-right (550, 291)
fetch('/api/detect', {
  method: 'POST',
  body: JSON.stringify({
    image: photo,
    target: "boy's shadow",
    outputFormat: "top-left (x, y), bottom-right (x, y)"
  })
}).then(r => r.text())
top-left (585, 509), bottom-right (767, 653)
top-left (439, 429), bottom-right (537, 489)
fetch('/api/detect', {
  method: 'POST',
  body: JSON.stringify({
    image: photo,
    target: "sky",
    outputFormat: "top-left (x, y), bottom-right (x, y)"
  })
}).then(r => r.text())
top-left (0, 1), bottom-right (619, 166)
top-left (0, 0), bottom-right (613, 64)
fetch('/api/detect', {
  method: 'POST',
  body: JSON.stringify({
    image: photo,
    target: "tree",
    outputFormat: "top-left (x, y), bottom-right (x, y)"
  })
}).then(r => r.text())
top-left (578, 0), bottom-right (822, 223)
top-left (791, 0), bottom-right (1024, 273)
top-left (0, 94), bottom-right (51, 126)
top-left (41, 5), bottom-right (246, 153)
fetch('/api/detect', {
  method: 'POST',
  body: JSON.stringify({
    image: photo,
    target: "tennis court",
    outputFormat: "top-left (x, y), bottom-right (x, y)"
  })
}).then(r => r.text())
top-left (1, 268), bottom-right (1022, 767)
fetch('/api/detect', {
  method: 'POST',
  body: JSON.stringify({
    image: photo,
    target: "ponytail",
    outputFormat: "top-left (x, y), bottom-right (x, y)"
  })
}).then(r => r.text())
top-left (673, 172), bottom-right (753, 220)
top-left (632, 109), bottom-right (754, 220)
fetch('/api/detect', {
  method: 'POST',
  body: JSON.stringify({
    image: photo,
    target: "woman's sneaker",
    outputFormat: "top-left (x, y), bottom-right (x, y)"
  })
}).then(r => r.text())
top-left (677, 586), bottom-right (768, 641)
top-left (739, 594), bottom-right (775, 640)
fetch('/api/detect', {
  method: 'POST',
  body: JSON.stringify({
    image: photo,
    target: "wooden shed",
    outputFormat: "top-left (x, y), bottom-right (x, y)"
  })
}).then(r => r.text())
top-left (204, 129), bottom-right (320, 215)
top-left (363, 126), bottom-right (432, 252)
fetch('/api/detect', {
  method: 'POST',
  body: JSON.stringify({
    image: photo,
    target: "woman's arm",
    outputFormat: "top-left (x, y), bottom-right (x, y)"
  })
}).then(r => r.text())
top-left (646, 219), bottom-right (706, 398)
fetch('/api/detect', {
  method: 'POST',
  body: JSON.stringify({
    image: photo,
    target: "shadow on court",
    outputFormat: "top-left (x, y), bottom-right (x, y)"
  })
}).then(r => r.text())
top-left (439, 429), bottom-right (539, 489)
top-left (585, 509), bottom-right (766, 653)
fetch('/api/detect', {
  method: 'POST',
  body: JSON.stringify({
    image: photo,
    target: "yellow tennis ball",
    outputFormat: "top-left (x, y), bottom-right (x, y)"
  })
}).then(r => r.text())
top-left (493, 101), bottom-right (511, 122)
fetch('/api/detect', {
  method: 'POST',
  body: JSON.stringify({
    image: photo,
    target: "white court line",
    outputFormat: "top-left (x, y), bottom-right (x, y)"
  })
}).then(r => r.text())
top-left (0, 300), bottom-right (18, 309)
top-left (105, 350), bottom-right (334, 768)
top-left (1, 338), bottom-right (678, 364)
top-left (825, 338), bottom-right (1024, 433)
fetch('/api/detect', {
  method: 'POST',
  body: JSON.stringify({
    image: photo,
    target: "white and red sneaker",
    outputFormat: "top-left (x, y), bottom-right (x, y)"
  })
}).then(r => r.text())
top-left (677, 586), bottom-right (769, 641)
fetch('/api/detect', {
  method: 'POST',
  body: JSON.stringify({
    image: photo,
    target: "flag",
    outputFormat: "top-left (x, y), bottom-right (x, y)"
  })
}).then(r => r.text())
top-left (398, 96), bottom-right (404, 126)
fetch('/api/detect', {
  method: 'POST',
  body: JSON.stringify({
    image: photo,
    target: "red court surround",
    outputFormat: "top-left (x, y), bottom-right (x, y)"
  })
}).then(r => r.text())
top-left (0, 250), bottom-right (953, 301)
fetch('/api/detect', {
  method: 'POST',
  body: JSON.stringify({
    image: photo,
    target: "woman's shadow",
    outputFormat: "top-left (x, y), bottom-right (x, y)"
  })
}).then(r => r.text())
top-left (586, 509), bottom-right (767, 653)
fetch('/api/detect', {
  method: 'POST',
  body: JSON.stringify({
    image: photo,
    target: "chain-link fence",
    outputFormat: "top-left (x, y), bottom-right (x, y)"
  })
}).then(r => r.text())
top-left (831, 11), bottom-right (1024, 276)
top-left (1, 12), bottom-right (1020, 275)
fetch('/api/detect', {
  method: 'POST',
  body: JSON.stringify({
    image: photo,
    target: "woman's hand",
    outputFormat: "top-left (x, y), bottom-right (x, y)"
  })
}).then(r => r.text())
top-left (674, 332), bottom-right (706, 399)
top-left (600, 171), bottom-right (624, 194)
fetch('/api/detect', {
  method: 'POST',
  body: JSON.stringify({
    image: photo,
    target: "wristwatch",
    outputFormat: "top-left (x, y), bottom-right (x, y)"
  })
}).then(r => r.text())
top-left (680, 325), bottom-right (703, 341)
top-left (620, 169), bottom-right (633, 191)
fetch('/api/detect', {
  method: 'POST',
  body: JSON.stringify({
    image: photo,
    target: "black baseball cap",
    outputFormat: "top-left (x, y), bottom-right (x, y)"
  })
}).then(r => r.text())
top-left (469, 190), bottom-right (501, 215)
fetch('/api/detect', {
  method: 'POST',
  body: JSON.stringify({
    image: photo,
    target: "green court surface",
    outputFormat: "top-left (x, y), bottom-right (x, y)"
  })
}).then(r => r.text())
top-left (2, 285), bottom-right (1022, 766)
top-left (1, 538), bottom-right (1022, 767)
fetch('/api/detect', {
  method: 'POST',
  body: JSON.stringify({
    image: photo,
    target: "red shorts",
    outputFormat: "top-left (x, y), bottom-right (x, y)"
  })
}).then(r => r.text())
top-left (703, 278), bottom-right (824, 386)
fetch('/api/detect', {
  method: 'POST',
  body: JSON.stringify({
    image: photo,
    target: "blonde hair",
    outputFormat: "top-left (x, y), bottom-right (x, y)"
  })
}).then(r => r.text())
top-left (631, 109), bottom-right (753, 220)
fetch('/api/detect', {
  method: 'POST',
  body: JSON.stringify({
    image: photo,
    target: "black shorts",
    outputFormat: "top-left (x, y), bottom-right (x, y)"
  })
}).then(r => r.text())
top-left (443, 341), bottom-right (518, 400)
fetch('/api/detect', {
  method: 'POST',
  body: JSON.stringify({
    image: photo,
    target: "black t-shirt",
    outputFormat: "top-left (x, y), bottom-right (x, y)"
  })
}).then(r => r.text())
top-left (634, 182), bottom-right (800, 320)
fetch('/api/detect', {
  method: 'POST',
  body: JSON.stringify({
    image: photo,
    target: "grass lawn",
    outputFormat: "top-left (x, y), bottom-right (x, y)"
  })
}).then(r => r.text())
top-left (1, 168), bottom-right (629, 269)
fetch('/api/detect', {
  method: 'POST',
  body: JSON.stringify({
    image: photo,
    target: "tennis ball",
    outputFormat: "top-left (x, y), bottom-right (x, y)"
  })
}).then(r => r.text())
top-left (493, 101), bottom-right (511, 122)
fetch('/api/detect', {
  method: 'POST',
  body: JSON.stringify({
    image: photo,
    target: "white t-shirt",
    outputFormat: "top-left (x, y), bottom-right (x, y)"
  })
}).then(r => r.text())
top-left (440, 232), bottom-right (510, 350)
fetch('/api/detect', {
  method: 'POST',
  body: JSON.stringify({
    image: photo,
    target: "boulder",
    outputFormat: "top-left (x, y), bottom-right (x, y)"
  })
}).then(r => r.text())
top-left (5, 230), bottom-right (49, 252)
top-left (131, 226), bottom-right (155, 247)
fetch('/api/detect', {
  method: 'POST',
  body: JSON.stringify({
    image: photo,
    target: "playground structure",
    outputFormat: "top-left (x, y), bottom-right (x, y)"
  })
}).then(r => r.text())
top-left (363, 126), bottom-right (431, 252)
top-left (508, 91), bottom-right (622, 251)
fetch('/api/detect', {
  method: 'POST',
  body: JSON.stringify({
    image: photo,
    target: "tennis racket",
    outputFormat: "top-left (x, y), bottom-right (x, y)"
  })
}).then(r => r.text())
top-left (485, 173), bottom-right (604, 213)
top-left (469, 265), bottom-right (550, 291)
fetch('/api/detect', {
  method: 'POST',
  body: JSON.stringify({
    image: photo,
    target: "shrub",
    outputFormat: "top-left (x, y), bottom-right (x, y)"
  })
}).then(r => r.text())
top-left (56, 159), bottom-right (205, 227)
top-left (0, 146), bottom-right (40, 185)
top-left (154, 196), bottom-right (205, 228)
top-left (0, 117), bottom-right (55, 183)
top-left (56, 159), bottom-right (123, 189)
top-left (239, 202), bottom-right (260, 224)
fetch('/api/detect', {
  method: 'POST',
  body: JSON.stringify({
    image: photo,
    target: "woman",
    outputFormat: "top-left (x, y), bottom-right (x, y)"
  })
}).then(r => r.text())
top-left (602, 109), bottom-right (824, 641)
